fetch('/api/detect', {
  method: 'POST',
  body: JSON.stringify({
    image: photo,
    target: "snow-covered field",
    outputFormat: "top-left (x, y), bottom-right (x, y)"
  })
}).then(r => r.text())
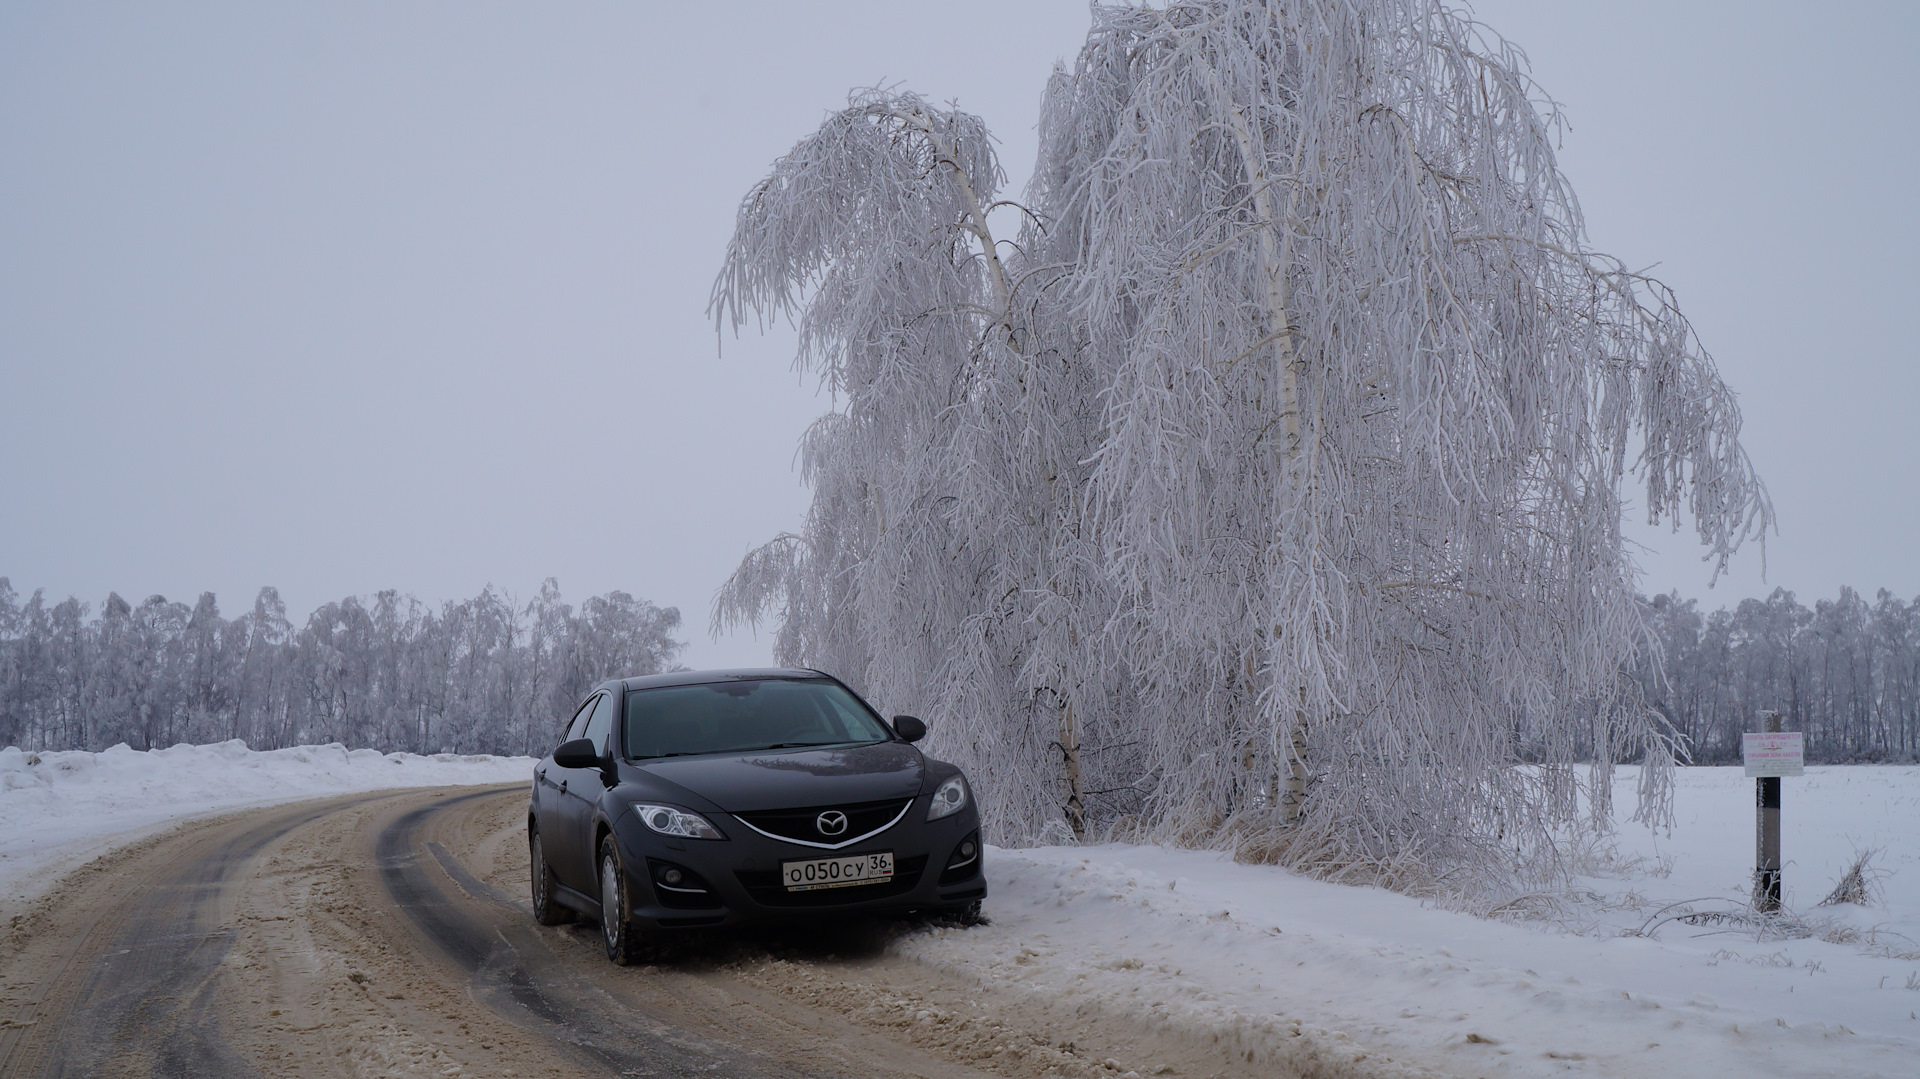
top-left (905, 766), bottom-right (1920, 1078)
top-left (4, 747), bottom-right (1914, 1077)
top-left (0, 739), bottom-right (535, 918)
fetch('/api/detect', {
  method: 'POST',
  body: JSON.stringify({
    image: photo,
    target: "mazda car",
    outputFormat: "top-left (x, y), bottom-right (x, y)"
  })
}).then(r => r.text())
top-left (526, 668), bottom-right (986, 963)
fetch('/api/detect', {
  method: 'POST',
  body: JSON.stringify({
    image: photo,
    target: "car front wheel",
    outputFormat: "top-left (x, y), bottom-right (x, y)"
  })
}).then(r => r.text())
top-left (529, 826), bottom-right (572, 926)
top-left (598, 835), bottom-right (652, 965)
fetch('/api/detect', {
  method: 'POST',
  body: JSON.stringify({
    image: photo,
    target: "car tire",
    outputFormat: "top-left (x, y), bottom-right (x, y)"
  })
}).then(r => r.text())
top-left (529, 826), bottom-right (572, 926)
top-left (598, 835), bottom-right (653, 965)
top-left (940, 899), bottom-right (986, 927)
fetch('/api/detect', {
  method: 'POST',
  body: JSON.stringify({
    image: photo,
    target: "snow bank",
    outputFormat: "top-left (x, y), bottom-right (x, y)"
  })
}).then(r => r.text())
top-left (902, 766), bottom-right (1920, 1078)
top-left (0, 739), bottom-right (534, 917)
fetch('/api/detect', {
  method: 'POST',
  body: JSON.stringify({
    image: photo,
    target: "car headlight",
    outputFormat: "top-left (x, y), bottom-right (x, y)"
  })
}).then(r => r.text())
top-left (927, 774), bottom-right (969, 821)
top-left (631, 803), bottom-right (725, 840)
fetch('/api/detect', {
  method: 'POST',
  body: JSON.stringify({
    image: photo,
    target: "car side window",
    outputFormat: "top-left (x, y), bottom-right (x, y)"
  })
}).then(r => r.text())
top-left (582, 691), bottom-right (617, 758)
top-left (562, 697), bottom-right (596, 744)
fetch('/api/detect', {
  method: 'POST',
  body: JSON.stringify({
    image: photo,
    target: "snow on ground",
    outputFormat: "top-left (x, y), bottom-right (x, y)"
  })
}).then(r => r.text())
top-left (4, 746), bottom-right (1915, 1077)
top-left (0, 739), bottom-right (534, 918)
top-left (902, 766), bottom-right (1920, 1079)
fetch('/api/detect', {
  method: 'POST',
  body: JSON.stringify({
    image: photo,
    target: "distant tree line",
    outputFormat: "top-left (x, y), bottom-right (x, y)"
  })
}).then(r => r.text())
top-left (4, 574), bottom-right (1913, 765)
top-left (1635, 588), bottom-right (1920, 763)
top-left (0, 578), bottom-right (683, 756)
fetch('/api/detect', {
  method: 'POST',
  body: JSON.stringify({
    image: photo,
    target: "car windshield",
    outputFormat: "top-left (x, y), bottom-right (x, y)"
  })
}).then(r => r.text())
top-left (622, 679), bottom-right (894, 760)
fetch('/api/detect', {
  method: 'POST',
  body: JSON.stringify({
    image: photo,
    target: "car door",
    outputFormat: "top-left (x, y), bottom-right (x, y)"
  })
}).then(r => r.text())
top-left (568, 683), bottom-right (622, 879)
top-left (560, 690), bottom-right (620, 886)
top-left (541, 693), bottom-right (603, 889)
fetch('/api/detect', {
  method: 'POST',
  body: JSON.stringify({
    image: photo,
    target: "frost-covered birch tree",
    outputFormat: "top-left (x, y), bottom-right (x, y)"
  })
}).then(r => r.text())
top-left (713, 0), bottom-right (1771, 889)
top-left (708, 87), bottom-right (1122, 839)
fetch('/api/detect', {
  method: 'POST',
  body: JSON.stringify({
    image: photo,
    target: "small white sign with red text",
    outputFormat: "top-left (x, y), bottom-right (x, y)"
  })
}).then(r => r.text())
top-left (1743, 731), bottom-right (1805, 778)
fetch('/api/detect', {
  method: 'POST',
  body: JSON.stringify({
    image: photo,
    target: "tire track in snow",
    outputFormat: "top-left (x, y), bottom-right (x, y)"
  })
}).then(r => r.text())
top-left (0, 792), bottom-right (390, 1078)
top-left (373, 788), bottom-right (823, 1078)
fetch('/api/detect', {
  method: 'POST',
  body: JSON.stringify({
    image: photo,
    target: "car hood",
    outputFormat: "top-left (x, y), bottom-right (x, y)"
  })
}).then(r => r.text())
top-left (636, 741), bottom-right (924, 813)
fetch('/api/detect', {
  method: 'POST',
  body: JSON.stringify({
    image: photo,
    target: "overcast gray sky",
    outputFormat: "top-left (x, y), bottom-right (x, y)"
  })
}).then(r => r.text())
top-left (3, 1), bottom-right (1915, 668)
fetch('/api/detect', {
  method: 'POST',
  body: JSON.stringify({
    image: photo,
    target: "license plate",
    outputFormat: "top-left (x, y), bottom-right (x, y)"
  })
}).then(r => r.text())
top-left (781, 851), bottom-right (894, 891)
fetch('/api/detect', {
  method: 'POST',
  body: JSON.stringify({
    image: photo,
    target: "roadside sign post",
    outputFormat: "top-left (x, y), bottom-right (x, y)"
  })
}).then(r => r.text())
top-left (1743, 711), bottom-right (1803, 913)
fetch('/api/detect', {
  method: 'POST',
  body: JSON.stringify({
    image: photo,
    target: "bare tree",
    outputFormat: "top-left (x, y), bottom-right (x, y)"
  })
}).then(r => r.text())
top-left (1637, 588), bottom-right (1920, 764)
top-left (0, 579), bottom-right (680, 756)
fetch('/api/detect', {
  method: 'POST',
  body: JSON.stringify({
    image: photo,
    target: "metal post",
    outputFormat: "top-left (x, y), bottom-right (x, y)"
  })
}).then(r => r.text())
top-left (1754, 710), bottom-right (1782, 913)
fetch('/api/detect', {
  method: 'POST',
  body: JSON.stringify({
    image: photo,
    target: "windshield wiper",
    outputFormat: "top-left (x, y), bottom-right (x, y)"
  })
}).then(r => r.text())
top-left (631, 752), bottom-right (693, 760)
top-left (762, 741), bottom-right (842, 750)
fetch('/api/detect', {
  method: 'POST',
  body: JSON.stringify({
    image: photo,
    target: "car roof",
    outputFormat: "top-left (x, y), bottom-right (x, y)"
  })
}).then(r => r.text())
top-left (597, 667), bottom-right (830, 693)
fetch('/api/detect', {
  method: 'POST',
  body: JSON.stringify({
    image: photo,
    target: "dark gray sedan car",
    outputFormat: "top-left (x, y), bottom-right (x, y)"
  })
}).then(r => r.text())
top-left (527, 668), bottom-right (985, 963)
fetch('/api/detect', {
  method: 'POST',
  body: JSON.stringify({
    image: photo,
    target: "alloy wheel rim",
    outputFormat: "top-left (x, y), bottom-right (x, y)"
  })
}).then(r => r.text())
top-left (601, 856), bottom-right (620, 947)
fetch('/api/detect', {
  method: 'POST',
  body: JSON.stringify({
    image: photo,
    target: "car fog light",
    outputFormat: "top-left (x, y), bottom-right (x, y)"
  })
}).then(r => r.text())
top-left (927, 774), bottom-right (970, 821)
top-left (943, 831), bottom-right (982, 878)
top-left (663, 867), bottom-right (685, 885)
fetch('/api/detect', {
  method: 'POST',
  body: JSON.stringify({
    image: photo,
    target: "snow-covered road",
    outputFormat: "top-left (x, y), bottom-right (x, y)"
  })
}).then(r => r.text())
top-left (0, 740), bottom-right (537, 920)
top-left (3, 745), bottom-right (1915, 1078)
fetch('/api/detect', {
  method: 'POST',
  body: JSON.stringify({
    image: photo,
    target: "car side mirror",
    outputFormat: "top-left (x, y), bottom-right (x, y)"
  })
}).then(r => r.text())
top-left (552, 737), bottom-right (600, 768)
top-left (891, 715), bottom-right (926, 743)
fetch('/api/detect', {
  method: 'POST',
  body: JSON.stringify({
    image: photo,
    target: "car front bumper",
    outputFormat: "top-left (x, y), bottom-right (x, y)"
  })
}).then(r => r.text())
top-left (609, 796), bottom-right (985, 930)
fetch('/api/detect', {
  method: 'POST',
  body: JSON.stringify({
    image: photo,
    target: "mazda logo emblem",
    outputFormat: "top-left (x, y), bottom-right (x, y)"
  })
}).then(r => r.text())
top-left (816, 810), bottom-right (849, 836)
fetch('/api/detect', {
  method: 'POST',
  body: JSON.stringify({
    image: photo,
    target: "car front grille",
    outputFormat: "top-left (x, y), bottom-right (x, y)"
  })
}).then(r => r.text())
top-left (734, 855), bottom-right (929, 907)
top-left (732, 797), bottom-right (915, 849)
